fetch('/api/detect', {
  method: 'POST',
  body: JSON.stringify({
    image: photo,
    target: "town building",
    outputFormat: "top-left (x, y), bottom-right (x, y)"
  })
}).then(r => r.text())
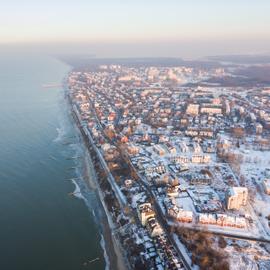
top-left (226, 187), bottom-right (248, 210)
top-left (186, 104), bottom-right (199, 116)
top-left (263, 179), bottom-right (270, 195)
top-left (138, 203), bottom-right (156, 226)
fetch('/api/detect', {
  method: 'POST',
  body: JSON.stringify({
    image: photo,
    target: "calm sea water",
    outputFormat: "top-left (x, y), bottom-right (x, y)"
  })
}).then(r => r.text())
top-left (0, 52), bottom-right (105, 270)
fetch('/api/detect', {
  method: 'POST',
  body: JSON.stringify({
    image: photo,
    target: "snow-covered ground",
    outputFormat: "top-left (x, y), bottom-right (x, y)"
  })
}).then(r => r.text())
top-left (232, 144), bottom-right (270, 238)
top-left (225, 239), bottom-right (270, 270)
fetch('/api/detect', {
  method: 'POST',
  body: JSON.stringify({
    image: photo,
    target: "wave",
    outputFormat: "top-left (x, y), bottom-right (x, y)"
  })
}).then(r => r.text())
top-left (71, 179), bottom-right (87, 201)
top-left (58, 97), bottom-right (111, 270)
top-left (71, 146), bottom-right (113, 270)
top-left (53, 127), bottom-right (66, 143)
top-left (53, 97), bottom-right (74, 143)
top-left (100, 234), bottom-right (110, 270)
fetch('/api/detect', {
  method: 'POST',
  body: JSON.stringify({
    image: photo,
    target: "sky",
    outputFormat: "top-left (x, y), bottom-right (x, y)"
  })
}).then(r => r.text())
top-left (1, 0), bottom-right (270, 58)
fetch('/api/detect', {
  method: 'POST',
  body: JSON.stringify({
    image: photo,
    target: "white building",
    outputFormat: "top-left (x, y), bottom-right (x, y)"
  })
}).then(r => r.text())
top-left (137, 203), bottom-right (156, 226)
top-left (198, 213), bottom-right (246, 228)
top-left (153, 144), bottom-right (167, 156)
top-left (226, 187), bottom-right (248, 210)
top-left (146, 217), bottom-right (164, 237)
top-left (186, 104), bottom-right (199, 116)
top-left (263, 179), bottom-right (270, 195)
top-left (200, 106), bottom-right (222, 115)
top-left (191, 154), bottom-right (211, 164)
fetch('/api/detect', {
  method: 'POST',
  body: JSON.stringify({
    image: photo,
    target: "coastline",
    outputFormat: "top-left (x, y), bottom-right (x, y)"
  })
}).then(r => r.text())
top-left (64, 82), bottom-right (128, 270)
top-left (82, 145), bottom-right (127, 270)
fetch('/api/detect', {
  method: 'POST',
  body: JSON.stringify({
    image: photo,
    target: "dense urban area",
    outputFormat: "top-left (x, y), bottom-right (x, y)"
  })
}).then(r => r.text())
top-left (67, 62), bottom-right (270, 270)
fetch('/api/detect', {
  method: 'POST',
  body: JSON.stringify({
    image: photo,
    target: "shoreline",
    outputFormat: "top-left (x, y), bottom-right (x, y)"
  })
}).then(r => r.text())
top-left (64, 84), bottom-right (128, 270)
top-left (82, 142), bottom-right (127, 270)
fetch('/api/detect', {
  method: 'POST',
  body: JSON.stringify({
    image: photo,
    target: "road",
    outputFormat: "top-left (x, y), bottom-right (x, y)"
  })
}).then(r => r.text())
top-left (87, 94), bottom-right (191, 269)
top-left (72, 103), bottom-right (127, 209)
top-left (128, 159), bottom-right (192, 270)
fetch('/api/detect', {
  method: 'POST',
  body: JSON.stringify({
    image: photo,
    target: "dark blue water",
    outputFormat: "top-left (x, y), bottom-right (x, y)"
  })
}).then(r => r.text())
top-left (0, 52), bottom-right (105, 270)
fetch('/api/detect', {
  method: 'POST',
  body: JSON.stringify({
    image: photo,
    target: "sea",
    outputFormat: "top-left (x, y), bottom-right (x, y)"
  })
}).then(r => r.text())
top-left (0, 51), bottom-right (108, 270)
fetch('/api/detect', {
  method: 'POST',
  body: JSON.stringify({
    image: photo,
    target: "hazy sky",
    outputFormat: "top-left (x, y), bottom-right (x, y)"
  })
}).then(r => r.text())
top-left (1, 0), bottom-right (270, 58)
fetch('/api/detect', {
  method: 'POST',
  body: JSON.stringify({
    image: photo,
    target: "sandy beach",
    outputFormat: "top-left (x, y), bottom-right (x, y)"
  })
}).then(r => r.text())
top-left (70, 110), bottom-right (128, 270)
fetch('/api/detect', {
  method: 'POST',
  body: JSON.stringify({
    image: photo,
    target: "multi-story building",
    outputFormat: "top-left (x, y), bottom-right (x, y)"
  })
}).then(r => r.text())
top-left (263, 179), bottom-right (270, 195)
top-left (146, 217), bottom-right (164, 237)
top-left (226, 187), bottom-right (248, 210)
top-left (186, 104), bottom-right (199, 116)
top-left (200, 106), bottom-right (222, 115)
top-left (137, 203), bottom-right (156, 226)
